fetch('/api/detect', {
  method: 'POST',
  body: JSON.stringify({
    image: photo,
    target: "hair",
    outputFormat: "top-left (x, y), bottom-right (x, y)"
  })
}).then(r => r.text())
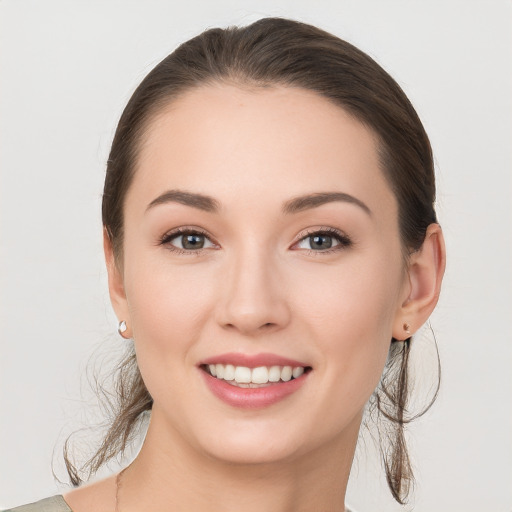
top-left (65, 17), bottom-right (440, 504)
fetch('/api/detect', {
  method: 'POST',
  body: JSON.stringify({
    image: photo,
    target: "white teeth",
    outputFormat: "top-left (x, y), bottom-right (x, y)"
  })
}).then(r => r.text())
top-left (234, 366), bottom-right (252, 383)
top-left (223, 364), bottom-right (235, 381)
top-left (281, 366), bottom-right (292, 382)
top-left (206, 364), bottom-right (307, 384)
top-left (251, 366), bottom-right (269, 384)
top-left (292, 366), bottom-right (304, 378)
top-left (268, 366), bottom-right (281, 382)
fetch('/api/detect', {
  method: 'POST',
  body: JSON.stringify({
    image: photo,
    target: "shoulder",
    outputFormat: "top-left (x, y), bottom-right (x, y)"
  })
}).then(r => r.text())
top-left (1, 496), bottom-right (72, 512)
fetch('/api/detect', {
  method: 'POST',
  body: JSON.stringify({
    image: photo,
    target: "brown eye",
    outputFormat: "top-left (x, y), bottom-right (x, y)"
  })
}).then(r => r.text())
top-left (309, 234), bottom-right (334, 250)
top-left (181, 233), bottom-right (206, 249)
top-left (295, 229), bottom-right (352, 252)
top-left (162, 230), bottom-right (215, 251)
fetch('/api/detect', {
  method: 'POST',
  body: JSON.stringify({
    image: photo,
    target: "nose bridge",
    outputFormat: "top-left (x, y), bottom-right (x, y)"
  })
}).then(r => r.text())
top-left (217, 241), bottom-right (289, 334)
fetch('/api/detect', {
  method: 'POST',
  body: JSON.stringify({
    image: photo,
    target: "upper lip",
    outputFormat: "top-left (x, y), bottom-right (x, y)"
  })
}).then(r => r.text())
top-left (200, 352), bottom-right (309, 368)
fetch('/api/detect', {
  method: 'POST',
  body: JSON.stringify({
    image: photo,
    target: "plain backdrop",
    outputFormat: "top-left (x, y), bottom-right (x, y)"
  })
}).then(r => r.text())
top-left (1, 1), bottom-right (511, 511)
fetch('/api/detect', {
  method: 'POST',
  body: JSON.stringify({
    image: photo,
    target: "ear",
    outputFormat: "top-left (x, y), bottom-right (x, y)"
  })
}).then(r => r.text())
top-left (103, 228), bottom-right (132, 338)
top-left (393, 223), bottom-right (446, 340)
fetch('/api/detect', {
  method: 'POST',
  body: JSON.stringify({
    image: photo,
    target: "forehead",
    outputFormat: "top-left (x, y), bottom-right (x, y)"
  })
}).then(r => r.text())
top-left (128, 84), bottom-right (397, 219)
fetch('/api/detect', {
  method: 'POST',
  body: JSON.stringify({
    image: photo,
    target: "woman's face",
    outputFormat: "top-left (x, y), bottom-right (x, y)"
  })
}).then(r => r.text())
top-left (114, 84), bottom-right (410, 465)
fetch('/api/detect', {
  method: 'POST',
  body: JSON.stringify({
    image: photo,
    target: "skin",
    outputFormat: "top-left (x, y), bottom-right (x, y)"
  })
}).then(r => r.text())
top-left (65, 84), bottom-right (445, 512)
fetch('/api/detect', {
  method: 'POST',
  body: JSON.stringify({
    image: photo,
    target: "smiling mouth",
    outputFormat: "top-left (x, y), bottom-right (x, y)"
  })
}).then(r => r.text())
top-left (201, 364), bottom-right (312, 388)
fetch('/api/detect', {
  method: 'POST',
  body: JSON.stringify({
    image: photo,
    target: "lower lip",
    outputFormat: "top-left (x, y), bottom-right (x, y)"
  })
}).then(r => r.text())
top-left (200, 369), bottom-right (309, 409)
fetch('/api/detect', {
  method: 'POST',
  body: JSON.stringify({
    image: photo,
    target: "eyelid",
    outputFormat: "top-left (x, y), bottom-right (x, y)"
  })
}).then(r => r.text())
top-left (158, 225), bottom-right (352, 255)
top-left (291, 226), bottom-right (353, 253)
top-left (159, 226), bottom-right (219, 254)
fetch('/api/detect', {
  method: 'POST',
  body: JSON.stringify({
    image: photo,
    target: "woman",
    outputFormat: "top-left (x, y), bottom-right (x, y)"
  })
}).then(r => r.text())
top-left (4, 17), bottom-right (445, 512)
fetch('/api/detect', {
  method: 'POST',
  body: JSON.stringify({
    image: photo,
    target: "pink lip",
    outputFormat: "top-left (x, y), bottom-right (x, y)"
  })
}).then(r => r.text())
top-left (200, 352), bottom-right (308, 368)
top-left (200, 369), bottom-right (310, 409)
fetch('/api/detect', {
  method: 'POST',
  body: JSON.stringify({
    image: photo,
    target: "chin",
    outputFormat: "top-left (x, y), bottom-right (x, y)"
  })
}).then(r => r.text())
top-left (190, 412), bottom-right (347, 467)
top-left (203, 432), bottom-right (306, 466)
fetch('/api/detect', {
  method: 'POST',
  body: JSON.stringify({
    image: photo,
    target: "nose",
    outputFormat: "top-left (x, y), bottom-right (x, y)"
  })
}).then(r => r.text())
top-left (216, 248), bottom-right (291, 336)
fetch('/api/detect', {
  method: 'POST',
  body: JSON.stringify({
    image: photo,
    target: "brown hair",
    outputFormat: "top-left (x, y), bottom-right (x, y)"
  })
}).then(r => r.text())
top-left (66, 17), bottom-right (440, 504)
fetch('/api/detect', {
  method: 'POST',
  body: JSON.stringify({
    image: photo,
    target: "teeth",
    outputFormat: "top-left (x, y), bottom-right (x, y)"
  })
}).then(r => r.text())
top-left (268, 365), bottom-right (281, 382)
top-left (224, 364), bottom-right (235, 381)
top-left (206, 364), bottom-right (307, 384)
top-left (281, 366), bottom-right (292, 382)
top-left (292, 366), bottom-right (304, 378)
top-left (251, 366), bottom-right (269, 384)
top-left (234, 366), bottom-right (251, 383)
top-left (215, 364), bottom-right (224, 379)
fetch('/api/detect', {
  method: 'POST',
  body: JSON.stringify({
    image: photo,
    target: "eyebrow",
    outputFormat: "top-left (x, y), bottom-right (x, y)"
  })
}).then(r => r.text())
top-left (146, 189), bottom-right (371, 216)
top-left (146, 190), bottom-right (220, 213)
top-left (282, 192), bottom-right (372, 216)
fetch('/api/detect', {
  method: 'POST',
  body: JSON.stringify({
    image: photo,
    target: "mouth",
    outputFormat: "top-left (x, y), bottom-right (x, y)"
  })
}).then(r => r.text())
top-left (201, 363), bottom-right (312, 388)
top-left (199, 353), bottom-right (312, 408)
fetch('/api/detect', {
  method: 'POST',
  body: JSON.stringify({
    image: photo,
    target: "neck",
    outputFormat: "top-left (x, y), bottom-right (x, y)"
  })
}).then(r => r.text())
top-left (118, 408), bottom-right (361, 512)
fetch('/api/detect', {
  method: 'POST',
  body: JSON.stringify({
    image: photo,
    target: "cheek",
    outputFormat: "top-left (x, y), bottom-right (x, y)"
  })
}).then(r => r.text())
top-left (123, 254), bottom-right (217, 372)
top-left (295, 254), bottom-right (401, 339)
top-left (122, 257), bottom-right (223, 421)
top-left (294, 255), bottom-right (403, 404)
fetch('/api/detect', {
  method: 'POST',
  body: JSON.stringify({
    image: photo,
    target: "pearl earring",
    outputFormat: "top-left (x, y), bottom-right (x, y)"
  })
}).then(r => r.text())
top-left (403, 323), bottom-right (411, 336)
top-left (118, 320), bottom-right (129, 339)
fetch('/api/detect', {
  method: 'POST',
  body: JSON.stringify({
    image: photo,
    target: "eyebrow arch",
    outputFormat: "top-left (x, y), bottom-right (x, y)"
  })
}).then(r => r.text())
top-left (146, 189), bottom-right (220, 213)
top-left (282, 192), bottom-right (372, 216)
top-left (146, 189), bottom-right (371, 217)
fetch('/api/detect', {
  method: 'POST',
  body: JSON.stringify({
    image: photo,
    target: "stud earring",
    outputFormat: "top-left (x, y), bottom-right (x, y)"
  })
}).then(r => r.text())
top-left (403, 323), bottom-right (411, 336)
top-left (118, 320), bottom-right (129, 339)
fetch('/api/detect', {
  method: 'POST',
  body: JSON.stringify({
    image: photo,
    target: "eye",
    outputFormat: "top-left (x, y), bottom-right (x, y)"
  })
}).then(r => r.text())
top-left (160, 228), bottom-right (216, 253)
top-left (294, 228), bottom-right (352, 253)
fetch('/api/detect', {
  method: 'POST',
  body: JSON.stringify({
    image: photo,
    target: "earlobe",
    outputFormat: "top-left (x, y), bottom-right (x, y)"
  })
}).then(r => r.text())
top-left (393, 223), bottom-right (446, 339)
top-left (103, 228), bottom-right (132, 337)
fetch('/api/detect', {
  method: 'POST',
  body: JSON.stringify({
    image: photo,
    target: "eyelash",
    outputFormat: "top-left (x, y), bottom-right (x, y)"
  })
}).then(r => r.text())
top-left (294, 227), bottom-right (353, 255)
top-left (158, 226), bottom-right (353, 256)
top-left (159, 227), bottom-right (215, 256)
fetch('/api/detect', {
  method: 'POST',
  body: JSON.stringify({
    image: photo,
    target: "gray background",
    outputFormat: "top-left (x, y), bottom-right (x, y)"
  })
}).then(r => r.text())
top-left (1, 1), bottom-right (511, 511)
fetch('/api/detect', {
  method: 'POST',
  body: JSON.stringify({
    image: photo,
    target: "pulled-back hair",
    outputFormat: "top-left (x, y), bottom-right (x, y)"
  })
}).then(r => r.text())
top-left (66, 17), bottom-right (440, 504)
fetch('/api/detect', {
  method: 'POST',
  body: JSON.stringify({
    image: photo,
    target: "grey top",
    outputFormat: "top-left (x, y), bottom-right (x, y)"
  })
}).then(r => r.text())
top-left (1, 496), bottom-right (72, 512)
top-left (2, 495), bottom-right (353, 511)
